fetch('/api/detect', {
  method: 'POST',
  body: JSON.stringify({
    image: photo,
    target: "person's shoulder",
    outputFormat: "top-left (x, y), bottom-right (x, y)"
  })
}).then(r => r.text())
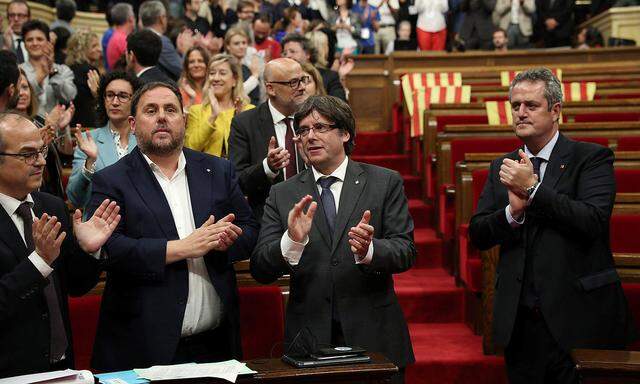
top-left (184, 147), bottom-right (233, 172)
top-left (356, 161), bottom-right (402, 181)
top-left (570, 138), bottom-right (613, 159)
top-left (32, 191), bottom-right (67, 215)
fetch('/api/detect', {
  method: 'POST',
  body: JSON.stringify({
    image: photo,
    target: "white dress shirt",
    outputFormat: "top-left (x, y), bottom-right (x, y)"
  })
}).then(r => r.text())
top-left (506, 130), bottom-right (559, 226)
top-left (11, 32), bottom-right (29, 62)
top-left (280, 156), bottom-right (374, 266)
top-left (142, 152), bottom-right (223, 337)
top-left (415, 0), bottom-right (449, 32)
top-left (262, 100), bottom-right (298, 180)
top-left (510, 0), bottom-right (521, 24)
top-left (0, 192), bottom-right (52, 277)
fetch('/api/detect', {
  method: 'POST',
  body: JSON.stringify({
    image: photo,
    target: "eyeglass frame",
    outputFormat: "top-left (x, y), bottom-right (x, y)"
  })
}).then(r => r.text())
top-left (0, 145), bottom-right (48, 165)
top-left (105, 91), bottom-right (133, 103)
top-left (295, 122), bottom-right (338, 137)
top-left (267, 75), bottom-right (311, 89)
top-left (7, 12), bottom-right (29, 19)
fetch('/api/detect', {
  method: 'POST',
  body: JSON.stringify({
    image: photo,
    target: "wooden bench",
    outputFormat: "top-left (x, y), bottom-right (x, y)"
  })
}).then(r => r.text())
top-left (572, 349), bottom-right (640, 384)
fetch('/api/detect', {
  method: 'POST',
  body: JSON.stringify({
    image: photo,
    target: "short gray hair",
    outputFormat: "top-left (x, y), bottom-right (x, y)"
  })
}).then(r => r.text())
top-left (139, 0), bottom-right (166, 27)
top-left (509, 67), bottom-right (563, 111)
top-left (110, 2), bottom-right (134, 26)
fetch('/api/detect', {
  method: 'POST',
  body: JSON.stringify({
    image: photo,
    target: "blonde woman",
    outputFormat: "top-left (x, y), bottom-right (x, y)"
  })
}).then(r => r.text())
top-left (300, 62), bottom-right (326, 96)
top-left (186, 54), bottom-right (255, 157)
top-left (224, 27), bottom-right (262, 105)
top-left (66, 29), bottom-right (103, 127)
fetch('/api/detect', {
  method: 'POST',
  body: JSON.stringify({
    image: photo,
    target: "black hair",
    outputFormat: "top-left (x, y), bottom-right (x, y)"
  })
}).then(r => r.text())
top-left (0, 50), bottom-right (19, 97)
top-left (22, 19), bottom-right (50, 41)
top-left (95, 71), bottom-right (142, 126)
top-left (293, 95), bottom-right (355, 155)
top-left (126, 29), bottom-right (162, 67)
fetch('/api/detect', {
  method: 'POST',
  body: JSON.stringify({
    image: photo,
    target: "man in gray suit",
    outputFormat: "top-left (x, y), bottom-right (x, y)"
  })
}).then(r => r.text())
top-left (251, 96), bottom-right (415, 383)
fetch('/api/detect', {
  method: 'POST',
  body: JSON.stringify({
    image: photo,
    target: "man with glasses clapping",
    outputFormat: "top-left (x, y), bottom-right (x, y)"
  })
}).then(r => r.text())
top-left (229, 57), bottom-right (311, 220)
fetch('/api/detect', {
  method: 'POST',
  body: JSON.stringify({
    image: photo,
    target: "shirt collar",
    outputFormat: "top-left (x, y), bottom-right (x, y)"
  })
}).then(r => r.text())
top-left (0, 191), bottom-right (34, 218)
top-left (312, 156), bottom-right (349, 183)
top-left (136, 66), bottom-right (154, 77)
top-left (524, 130), bottom-right (559, 162)
top-left (267, 99), bottom-right (292, 125)
top-left (141, 151), bottom-right (187, 180)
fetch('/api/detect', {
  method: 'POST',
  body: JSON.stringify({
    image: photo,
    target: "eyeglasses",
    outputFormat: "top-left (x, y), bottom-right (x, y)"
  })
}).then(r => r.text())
top-left (105, 92), bottom-right (132, 102)
top-left (296, 122), bottom-right (337, 137)
top-left (0, 145), bottom-right (48, 165)
top-left (7, 13), bottom-right (28, 19)
top-left (268, 75), bottom-right (311, 89)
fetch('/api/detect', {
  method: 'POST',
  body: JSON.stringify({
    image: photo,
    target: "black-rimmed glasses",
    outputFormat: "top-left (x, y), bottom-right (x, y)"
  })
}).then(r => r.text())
top-left (295, 122), bottom-right (337, 137)
top-left (0, 145), bottom-right (48, 165)
top-left (268, 76), bottom-right (311, 89)
top-left (105, 92), bottom-right (132, 102)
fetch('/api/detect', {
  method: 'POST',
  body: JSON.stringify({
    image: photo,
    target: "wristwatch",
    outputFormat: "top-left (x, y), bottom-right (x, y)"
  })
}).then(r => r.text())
top-left (526, 181), bottom-right (540, 198)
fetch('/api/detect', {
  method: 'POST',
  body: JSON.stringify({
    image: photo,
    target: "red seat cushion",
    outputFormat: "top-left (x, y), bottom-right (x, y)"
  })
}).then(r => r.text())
top-left (611, 214), bottom-right (640, 253)
top-left (573, 113), bottom-right (640, 123)
top-left (68, 295), bottom-right (102, 370)
top-left (616, 169), bottom-right (640, 193)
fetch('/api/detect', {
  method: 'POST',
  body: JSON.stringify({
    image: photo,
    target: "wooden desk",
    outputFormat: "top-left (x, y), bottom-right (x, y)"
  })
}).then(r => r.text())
top-left (573, 349), bottom-right (640, 384)
top-left (153, 353), bottom-right (398, 383)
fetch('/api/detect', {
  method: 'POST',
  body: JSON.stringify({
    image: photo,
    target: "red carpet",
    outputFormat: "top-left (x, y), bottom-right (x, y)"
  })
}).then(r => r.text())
top-left (356, 131), bottom-right (508, 384)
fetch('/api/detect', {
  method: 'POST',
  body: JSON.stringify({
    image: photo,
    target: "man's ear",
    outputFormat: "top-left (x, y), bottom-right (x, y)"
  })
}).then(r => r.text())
top-left (128, 116), bottom-right (136, 133)
top-left (551, 102), bottom-right (562, 122)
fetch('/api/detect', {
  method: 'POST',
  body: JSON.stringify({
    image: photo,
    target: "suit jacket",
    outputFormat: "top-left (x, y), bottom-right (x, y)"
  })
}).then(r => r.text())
top-left (86, 147), bottom-right (259, 371)
top-left (251, 160), bottom-right (416, 368)
top-left (158, 33), bottom-right (183, 82)
top-left (469, 134), bottom-right (634, 351)
top-left (138, 66), bottom-right (175, 85)
top-left (459, 0), bottom-right (497, 49)
top-left (535, 0), bottom-right (574, 44)
top-left (0, 192), bottom-right (100, 378)
top-left (228, 102), bottom-right (305, 220)
top-left (66, 125), bottom-right (137, 210)
top-left (493, 0), bottom-right (536, 36)
top-left (69, 62), bottom-right (99, 128)
top-left (318, 67), bottom-right (347, 101)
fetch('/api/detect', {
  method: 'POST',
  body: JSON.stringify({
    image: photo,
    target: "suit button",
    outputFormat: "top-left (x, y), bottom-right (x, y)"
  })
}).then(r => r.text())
top-left (178, 299), bottom-right (186, 305)
top-left (331, 259), bottom-right (338, 266)
top-left (516, 276), bottom-right (522, 283)
top-left (42, 312), bottom-right (49, 320)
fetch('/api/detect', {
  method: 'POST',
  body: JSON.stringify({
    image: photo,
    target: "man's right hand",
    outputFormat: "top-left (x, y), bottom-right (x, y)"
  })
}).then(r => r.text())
top-left (266, 136), bottom-right (290, 172)
top-left (508, 189), bottom-right (527, 221)
top-left (287, 195), bottom-right (317, 243)
top-left (167, 214), bottom-right (243, 263)
top-left (33, 213), bottom-right (67, 265)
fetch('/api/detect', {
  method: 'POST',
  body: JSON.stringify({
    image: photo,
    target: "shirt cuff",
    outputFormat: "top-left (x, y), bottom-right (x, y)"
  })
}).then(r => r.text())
top-left (28, 251), bottom-right (53, 278)
top-left (505, 205), bottom-right (525, 227)
top-left (263, 158), bottom-right (279, 180)
top-left (527, 182), bottom-right (541, 203)
top-left (280, 230), bottom-right (308, 266)
top-left (354, 241), bottom-right (374, 264)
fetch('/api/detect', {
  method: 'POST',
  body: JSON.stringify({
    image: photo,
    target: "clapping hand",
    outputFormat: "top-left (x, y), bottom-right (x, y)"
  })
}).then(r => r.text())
top-left (287, 195), bottom-right (317, 243)
top-left (348, 210), bottom-right (374, 258)
top-left (73, 125), bottom-right (99, 163)
top-left (33, 213), bottom-right (67, 265)
top-left (87, 69), bottom-right (101, 98)
top-left (266, 136), bottom-right (290, 172)
top-left (73, 199), bottom-right (121, 254)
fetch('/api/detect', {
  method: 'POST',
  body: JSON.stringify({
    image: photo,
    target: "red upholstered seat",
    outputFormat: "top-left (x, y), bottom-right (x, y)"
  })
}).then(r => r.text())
top-left (68, 295), bottom-right (102, 370)
top-left (239, 286), bottom-right (285, 359)
top-left (458, 169), bottom-right (489, 292)
top-left (616, 169), bottom-right (640, 193)
top-left (611, 214), bottom-right (640, 253)
top-left (618, 137), bottom-right (640, 151)
top-left (573, 113), bottom-right (640, 123)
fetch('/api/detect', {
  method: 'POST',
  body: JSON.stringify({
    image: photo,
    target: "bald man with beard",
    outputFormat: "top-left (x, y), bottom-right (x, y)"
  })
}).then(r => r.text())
top-left (229, 58), bottom-right (311, 220)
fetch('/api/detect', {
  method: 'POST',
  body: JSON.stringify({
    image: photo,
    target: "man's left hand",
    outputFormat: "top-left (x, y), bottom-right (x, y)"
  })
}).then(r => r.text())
top-left (499, 150), bottom-right (537, 195)
top-left (348, 210), bottom-right (374, 257)
top-left (73, 199), bottom-right (121, 253)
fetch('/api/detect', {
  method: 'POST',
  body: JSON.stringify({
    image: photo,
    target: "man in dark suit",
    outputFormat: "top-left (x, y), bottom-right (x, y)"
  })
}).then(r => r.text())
top-left (0, 50), bottom-right (20, 112)
top-left (0, 113), bottom-right (120, 378)
top-left (126, 29), bottom-right (174, 85)
top-left (139, 0), bottom-right (184, 81)
top-left (535, 0), bottom-right (574, 47)
top-left (2, 0), bottom-right (31, 63)
top-left (251, 96), bottom-right (415, 384)
top-left (469, 68), bottom-right (634, 383)
top-left (281, 34), bottom-right (347, 101)
top-left (87, 82), bottom-right (259, 371)
top-left (229, 58), bottom-right (309, 220)
top-left (458, 0), bottom-right (496, 50)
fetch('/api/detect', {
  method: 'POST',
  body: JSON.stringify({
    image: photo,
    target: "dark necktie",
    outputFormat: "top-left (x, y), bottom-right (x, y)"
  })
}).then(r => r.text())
top-left (15, 38), bottom-right (24, 63)
top-left (283, 118), bottom-right (298, 179)
top-left (530, 157), bottom-right (544, 180)
top-left (318, 176), bottom-right (338, 234)
top-left (15, 202), bottom-right (68, 363)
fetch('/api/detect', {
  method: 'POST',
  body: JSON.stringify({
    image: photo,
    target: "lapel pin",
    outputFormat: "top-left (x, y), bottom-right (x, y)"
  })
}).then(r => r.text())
top-left (206, 168), bottom-right (211, 173)
top-left (355, 180), bottom-right (359, 185)
top-left (560, 164), bottom-right (565, 169)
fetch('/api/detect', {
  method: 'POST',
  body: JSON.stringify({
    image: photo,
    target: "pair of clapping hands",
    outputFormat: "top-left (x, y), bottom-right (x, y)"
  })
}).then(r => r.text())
top-left (499, 149), bottom-right (539, 218)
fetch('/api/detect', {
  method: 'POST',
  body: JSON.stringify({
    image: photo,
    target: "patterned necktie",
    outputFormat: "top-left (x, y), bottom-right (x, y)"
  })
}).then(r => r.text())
top-left (15, 202), bottom-right (68, 363)
top-left (283, 118), bottom-right (298, 179)
top-left (15, 38), bottom-right (24, 63)
top-left (318, 176), bottom-right (338, 234)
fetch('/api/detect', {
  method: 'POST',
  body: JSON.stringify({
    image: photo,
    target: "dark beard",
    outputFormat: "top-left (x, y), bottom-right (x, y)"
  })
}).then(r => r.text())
top-left (139, 134), bottom-right (184, 156)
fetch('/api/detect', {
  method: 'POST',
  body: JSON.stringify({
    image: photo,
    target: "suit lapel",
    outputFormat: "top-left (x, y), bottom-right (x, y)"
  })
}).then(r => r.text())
top-left (0, 204), bottom-right (28, 263)
top-left (184, 150), bottom-right (212, 227)
top-left (126, 148), bottom-right (179, 239)
top-left (298, 169), bottom-right (332, 249)
top-left (259, 103), bottom-right (277, 147)
top-left (331, 161), bottom-right (366, 255)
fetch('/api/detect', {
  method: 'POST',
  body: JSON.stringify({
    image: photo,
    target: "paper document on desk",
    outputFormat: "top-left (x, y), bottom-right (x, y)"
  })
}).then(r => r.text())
top-left (134, 360), bottom-right (256, 383)
top-left (0, 369), bottom-right (94, 384)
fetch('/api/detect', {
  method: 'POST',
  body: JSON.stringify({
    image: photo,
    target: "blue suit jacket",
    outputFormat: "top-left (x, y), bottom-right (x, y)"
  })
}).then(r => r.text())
top-left (158, 34), bottom-right (182, 81)
top-left (67, 125), bottom-right (137, 210)
top-left (86, 147), bottom-right (259, 371)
